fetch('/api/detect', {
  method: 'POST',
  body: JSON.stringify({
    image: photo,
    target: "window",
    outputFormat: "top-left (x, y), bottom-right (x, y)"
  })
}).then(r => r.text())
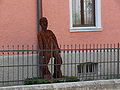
top-left (77, 62), bottom-right (98, 74)
top-left (70, 0), bottom-right (102, 32)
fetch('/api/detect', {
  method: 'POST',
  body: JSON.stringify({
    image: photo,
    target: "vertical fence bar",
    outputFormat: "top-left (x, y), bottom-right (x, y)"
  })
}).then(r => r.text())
top-left (78, 44), bottom-right (81, 78)
top-left (82, 44), bottom-right (84, 80)
top-left (117, 43), bottom-right (119, 78)
top-left (99, 44), bottom-right (102, 79)
top-left (36, 47), bottom-right (39, 78)
top-left (85, 44), bottom-right (88, 80)
top-left (22, 45), bottom-right (24, 83)
top-left (17, 45), bottom-right (19, 84)
top-left (67, 45), bottom-right (69, 76)
top-left (70, 45), bottom-right (73, 76)
top-left (93, 44), bottom-right (95, 80)
top-left (32, 45), bottom-right (34, 78)
top-left (50, 42), bottom-right (53, 78)
top-left (27, 45), bottom-right (29, 79)
top-left (2, 46), bottom-right (4, 86)
top-left (12, 45), bottom-right (15, 84)
top-left (107, 44), bottom-right (109, 78)
top-left (63, 45), bottom-right (65, 76)
top-left (113, 44), bottom-right (116, 78)
top-left (89, 44), bottom-right (92, 79)
top-left (103, 44), bottom-right (106, 79)
top-left (75, 44), bottom-right (77, 77)
top-left (110, 44), bottom-right (112, 79)
top-left (7, 45), bottom-right (10, 85)
top-left (96, 44), bottom-right (98, 79)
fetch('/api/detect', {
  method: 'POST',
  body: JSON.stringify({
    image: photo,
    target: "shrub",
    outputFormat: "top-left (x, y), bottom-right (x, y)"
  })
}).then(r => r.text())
top-left (24, 76), bottom-right (80, 85)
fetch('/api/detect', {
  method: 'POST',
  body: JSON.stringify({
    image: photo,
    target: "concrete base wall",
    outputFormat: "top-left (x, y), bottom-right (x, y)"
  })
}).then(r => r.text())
top-left (0, 50), bottom-right (119, 86)
top-left (0, 54), bottom-right (39, 86)
top-left (1, 79), bottom-right (120, 90)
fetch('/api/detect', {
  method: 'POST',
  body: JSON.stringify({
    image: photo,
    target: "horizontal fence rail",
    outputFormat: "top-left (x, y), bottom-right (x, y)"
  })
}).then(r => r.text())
top-left (0, 43), bottom-right (120, 87)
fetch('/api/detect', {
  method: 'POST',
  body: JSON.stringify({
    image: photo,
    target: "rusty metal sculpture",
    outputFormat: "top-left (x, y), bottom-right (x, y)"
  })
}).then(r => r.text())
top-left (37, 17), bottom-right (62, 79)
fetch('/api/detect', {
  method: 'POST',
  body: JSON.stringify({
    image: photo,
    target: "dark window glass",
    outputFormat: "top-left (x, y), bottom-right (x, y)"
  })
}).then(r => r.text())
top-left (72, 0), bottom-right (95, 27)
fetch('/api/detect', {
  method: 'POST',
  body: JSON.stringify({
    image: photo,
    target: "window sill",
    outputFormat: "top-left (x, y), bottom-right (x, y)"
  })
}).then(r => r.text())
top-left (70, 27), bottom-right (103, 32)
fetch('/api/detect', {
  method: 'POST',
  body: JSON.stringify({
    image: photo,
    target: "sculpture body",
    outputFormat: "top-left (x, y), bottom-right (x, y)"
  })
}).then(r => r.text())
top-left (37, 17), bottom-right (62, 79)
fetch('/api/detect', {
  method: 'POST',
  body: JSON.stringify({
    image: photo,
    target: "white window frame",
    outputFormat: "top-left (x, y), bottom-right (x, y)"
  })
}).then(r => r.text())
top-left (69, 0), bottom-right (102, 32)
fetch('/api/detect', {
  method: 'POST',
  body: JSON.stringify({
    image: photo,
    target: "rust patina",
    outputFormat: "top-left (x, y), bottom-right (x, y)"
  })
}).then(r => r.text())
top-left (37, 17), bottom-right (62, 79)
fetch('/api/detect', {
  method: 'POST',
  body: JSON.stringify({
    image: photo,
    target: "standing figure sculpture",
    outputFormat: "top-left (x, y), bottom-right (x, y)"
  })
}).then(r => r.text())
top-left (37, 17), bottom-right (62, 79)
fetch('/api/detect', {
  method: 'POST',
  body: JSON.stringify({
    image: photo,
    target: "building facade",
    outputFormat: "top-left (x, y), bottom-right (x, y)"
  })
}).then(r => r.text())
top-left (0, 0), bottom-right (120, 46)
top-left (42, 0), bottom-right (120, 45)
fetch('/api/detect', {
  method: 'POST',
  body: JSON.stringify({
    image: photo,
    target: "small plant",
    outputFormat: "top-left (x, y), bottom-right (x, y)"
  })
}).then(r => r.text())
top-left (24, 76), bottom-right (80, 85)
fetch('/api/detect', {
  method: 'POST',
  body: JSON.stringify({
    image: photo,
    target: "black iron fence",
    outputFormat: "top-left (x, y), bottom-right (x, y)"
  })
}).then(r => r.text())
top-left (0, 43), bottom-right (120, 87)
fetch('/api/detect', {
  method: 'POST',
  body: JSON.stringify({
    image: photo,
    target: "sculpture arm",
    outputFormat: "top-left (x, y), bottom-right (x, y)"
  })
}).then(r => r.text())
top-left (49, 30), bottom-right (61, 52)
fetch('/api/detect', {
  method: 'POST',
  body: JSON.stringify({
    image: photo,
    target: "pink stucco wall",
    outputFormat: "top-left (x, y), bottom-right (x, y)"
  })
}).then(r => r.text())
top-left (0, 0), bottom-right (120, 48)
top-left (0, 0), bottom-right (37, 47)
top-left (42, 0), bottom-right (120, 45)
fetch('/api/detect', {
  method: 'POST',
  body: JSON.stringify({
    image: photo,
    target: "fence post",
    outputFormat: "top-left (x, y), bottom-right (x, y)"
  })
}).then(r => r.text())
top-left (117, 43), bottom-right (120, 78)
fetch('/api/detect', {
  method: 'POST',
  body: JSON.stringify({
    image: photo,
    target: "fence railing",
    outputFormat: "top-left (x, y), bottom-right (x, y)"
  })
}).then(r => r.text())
top-left (0, 43), bottom-right (120, 87)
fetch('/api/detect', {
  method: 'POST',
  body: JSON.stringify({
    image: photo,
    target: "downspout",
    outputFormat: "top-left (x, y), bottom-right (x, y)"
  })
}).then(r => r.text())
top-left (36, 0), bottom-right (42, 77)
top-left (36, 0), bottom-right (42, 50)
top-left (37, 0), bottom-right (42, 32)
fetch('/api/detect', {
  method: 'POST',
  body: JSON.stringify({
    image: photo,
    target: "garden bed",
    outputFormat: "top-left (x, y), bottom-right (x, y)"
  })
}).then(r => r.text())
top-left (24, 76), bottom-right (80, 85)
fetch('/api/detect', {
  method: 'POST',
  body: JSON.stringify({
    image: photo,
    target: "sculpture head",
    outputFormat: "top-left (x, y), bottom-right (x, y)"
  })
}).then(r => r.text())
top-left (39, 17), bottom-right (48, 31)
